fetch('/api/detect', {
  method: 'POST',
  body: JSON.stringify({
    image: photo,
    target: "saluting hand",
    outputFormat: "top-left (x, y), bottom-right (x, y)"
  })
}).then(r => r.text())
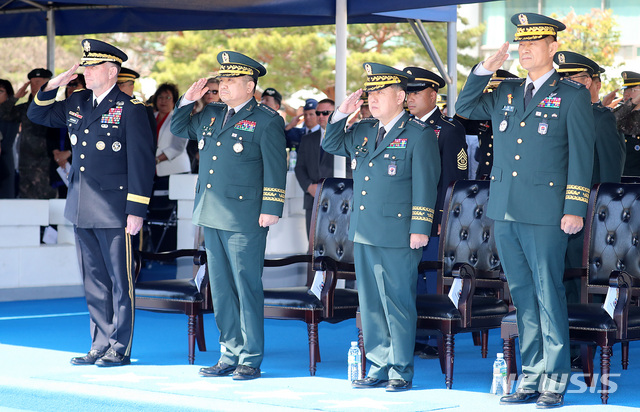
top-left (561, 214), bottom-right (583, 235)
top-left (410, 233), bottom-right (429, 249)
top-left (184, 78), bottom-right (209, 102)
top-left (602, 89), bottom-right (618, 108)
top-left (483, 42), bottom-right (510, 73)
top-left (45, 63), bottom-right (80, 92)
top-left (15, 82), bottom-right (29, 99)
top-left (338, 89), bottom-right (364, 115)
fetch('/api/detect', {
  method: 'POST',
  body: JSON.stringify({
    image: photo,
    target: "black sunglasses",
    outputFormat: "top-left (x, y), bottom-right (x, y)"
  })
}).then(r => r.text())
top-left (316, 110), bottom-right (332, 116)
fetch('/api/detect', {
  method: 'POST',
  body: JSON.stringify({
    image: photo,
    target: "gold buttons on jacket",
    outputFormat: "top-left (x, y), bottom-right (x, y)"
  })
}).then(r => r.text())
top-left (364, 176), bottom-right (370, 181)
top-left (512, 171), bottom-right (518, 177)
top-left (80, 166), bottom-right (85, 172)
top-left (212, 156), bottom-right (217, 160)
top-left (216, 141), bottom-right (221, 146)
top-left (206, 183), bottom-right (212, 188)
top-left (515, 155), bottom-right (520, 160)
top-left (368, 162), bottom-right (373, 167)
top-left (361, 190), bottom-right (367, 195)
top-left (549, 182), bottom-right (554, 186)
top-left (397, 213), bottom-right (402, 217)
top-left (239, 195), bottom-right (243, 200)
top-left (359, 205), bottom-right (365, 210)
top-left (517, 138), bottom-right (523, 144)
top-left (84, 129), bottom-right (89, 134)
top-left (209, 169), bottom-right (214, 174)
top-left (82, 141), bottom-right (87, 146)
top-left (520, 122), bottom-right (525, 127)
top-left (80, 154), bottom-right (85, 159)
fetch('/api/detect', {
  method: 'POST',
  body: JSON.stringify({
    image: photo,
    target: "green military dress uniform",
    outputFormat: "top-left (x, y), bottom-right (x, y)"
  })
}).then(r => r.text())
top-left (613, 71), bottom-right (640, 177)
top-left (456, 14), bottom-right (595, 394)
top-left (170, 51), bottom-right (287, 370)
top-left (322, 63), bottom-right (440, 383)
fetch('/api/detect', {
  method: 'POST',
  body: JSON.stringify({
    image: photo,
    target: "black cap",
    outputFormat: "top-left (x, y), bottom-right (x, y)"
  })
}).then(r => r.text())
top-left (217, 51), bottom-right (266, 81)
top-left (363, 62), bottom-right (412, 92)
top-left (262, 87), bottom-right (282, 105)
top-left (403, 67), bottom-right (445, 92)
top-left (80, 39), bottom-right (128, 67)
top-left (485, 69), bottom-right (520, 91)
top-left (511, 13), bottom-right (566, 42)
top-left (554, 51), bottom-right (601, 77)
top-left (621, 71), bottom-right (640, 89)
top-left (118, 67), bottom-right (140, 82)
top-left (28, 68), bottom-right (52, 80)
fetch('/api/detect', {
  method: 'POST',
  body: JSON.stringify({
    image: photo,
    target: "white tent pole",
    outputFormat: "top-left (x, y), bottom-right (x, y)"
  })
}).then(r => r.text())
top-left (46, 7), bottom-right (55, 72)
top-left (447, 20), bottom-right (457, 116)
top-left (334, 0), bottom-right (347, 178)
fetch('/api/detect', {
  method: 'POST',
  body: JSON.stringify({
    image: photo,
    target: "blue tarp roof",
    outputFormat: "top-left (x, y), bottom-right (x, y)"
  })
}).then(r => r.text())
top-left (0, 1), bottom-right (466, 38)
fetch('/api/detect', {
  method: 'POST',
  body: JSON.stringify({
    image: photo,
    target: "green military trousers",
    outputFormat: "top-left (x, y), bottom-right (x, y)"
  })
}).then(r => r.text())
top-left (494, 220), bottom-right (571, 394)
top-left (354, 243), bottom-right (421, 382)
top-left (204, 227), bottom-right (267, 368)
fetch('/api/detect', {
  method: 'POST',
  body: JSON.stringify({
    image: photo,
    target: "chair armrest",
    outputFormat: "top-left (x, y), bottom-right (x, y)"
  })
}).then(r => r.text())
top-left (418, 260), bottom-right (441, 272)
top-left (134, 249), bottom-right (203, 282)
top-left (452, 263), bottom-right (476, 327)
top-left (610, 270), bottom-right (633, 340)
top-left (263, 254), bottom-right (312, 267)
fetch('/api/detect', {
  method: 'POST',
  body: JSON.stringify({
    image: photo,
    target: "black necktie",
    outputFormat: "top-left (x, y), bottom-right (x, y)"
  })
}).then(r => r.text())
top-left (223, 108), bottom-right (235, 126)
top-left (375, 127), bottom-right (386, 149)
top-left (93, 99), bottom-right (98, 109)
top-left (524, 83), bottom-right (535, 109)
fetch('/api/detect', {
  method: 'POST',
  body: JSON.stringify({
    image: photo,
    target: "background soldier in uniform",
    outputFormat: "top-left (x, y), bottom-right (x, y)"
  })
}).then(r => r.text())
top-left (27, 39), bottom-right (156, 366)
top-left (456, 13), bottom-right (595, 408)
top-left (323, 63), bottom-right (440, 392)
top-left (611, 71), bottom-right (640, 176)
top-left (171, 51), bottom-right (287, 381)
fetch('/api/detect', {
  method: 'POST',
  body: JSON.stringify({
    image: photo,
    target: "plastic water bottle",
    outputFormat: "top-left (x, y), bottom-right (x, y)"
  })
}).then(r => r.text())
top-left (490, 353), bottom-right (508, 395)
top-left (348, 341), bottom-right (362, 381)
top-left (289, 147), bottom-right (297, 170)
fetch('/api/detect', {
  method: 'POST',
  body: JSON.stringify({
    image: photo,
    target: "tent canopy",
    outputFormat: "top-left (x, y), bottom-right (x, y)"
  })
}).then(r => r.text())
top-left (0, 0), bottom-right (464, 37)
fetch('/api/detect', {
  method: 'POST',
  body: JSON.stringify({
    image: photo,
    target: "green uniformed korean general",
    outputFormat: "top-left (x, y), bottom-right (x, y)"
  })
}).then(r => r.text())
top-left (323, 62), bottom-right (440, 392)
top-left (171, 51), bottom-right (287, 380)
top-left (456, 13), bottom-right (595, 408)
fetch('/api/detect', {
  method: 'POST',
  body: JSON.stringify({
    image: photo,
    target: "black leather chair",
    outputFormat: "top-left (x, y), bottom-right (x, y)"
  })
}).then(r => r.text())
top-left (502, 183), bottom-right (640, 404)
top-left (356, 180), bottom-right (509, 388)
top-left (134, 249), bottom-right (212, 364)
top-left (263, 178), bottom-right (359, 376)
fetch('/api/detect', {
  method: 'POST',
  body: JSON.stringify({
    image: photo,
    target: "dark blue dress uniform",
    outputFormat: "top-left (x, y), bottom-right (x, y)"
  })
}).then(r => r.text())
top-left (171, 51), bottom-right (287, 374)
top-left (323, 63), bottom-right (440, 386)
top-left (613, 71), bottom-right (640, 176)
top-left (456, 13), bottom-right (595, 396)
top-left (27, 39), bottom-right (155, 363)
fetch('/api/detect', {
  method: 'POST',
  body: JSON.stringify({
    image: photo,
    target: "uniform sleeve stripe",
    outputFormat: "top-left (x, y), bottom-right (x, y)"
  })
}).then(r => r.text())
top-left (127, 193), bottom-right (150, 205)
top-left (34, 94), bottom-right (56, 106)
top-left (264, 187), bottom-right (285, 194)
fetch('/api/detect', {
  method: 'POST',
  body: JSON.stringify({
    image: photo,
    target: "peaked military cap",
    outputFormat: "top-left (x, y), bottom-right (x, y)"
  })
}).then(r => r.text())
top-left (511, 13), bottom-right (566, 42)
top-left (361, 92), bottom-right (369, 106)
top-left (118, 67), bottom-right (140, 82)
top-left (554, 51), bottom-right (600, 77)
top-left (403, 67), bottom-right (446, 92)
top-left (80, 39), bottom-right (128, 67)
top-left (217, 51), bottom-right (266, 81)
top-left (621, 71), bottom-right (640, 89)
top-left (28, 68), bottom-right (52, 79)
top-left (262, 87), bottom-right (282, 105)
top-left (363, 62), bottom-right (413, 92)
top-left (486, 69), bottom-right (519, 91)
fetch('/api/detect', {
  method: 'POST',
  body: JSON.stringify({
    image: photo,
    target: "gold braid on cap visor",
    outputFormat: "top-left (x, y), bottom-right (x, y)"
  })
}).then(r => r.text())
top-left (515, 25), bottom-right (557, 40)
top-left (82, 53), bottom-right (123, 64)
top-left (364, 75), bottom-right (402, 89)
top-left (219, 64), bottom-right (255, 76)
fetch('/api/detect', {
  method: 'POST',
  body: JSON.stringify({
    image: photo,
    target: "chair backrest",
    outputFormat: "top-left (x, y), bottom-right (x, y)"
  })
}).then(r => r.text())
top-left (438, 180), bottom-right (501, 279)
top-left (309, 178), bottom-right (355, 276)
top-left (584, 183), bottom-right (640, 295)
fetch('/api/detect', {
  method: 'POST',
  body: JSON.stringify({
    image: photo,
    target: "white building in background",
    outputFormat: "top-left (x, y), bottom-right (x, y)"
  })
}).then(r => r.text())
top-left (459, 1), bottom-right (640, 83)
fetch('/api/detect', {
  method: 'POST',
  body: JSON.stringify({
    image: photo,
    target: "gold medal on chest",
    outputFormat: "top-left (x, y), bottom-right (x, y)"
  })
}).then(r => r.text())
top-left (233, 142), bottom-right (244, 153)
top-left (96, 141), bottom-right (105, 150)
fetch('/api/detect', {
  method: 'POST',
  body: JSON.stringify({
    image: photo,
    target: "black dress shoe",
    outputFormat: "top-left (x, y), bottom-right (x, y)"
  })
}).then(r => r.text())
top-left (199, 362), bottom-right (236, 377)
top-left (95, 348), bottom-right (130, 367)
top-left (386, 379), bottom-right (412, 392)
top-left (499, 390), bottom-right (540, 405)
top-left (536, 392), bottom-right (564, 409)
top-left (232, 365), bottom-right (261, 380)
top-left (417, 345), bottom-right (439, 359)
top-left (70, 349), bottom-right (106, 365)
top-left (352, 377), bottom-right (388, 388)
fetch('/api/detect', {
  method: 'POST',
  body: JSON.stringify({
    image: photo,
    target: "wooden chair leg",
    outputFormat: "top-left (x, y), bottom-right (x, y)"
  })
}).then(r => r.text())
top-left (195, 313), bottom-right (207, 352)
top-left (472, 331), bottom-right (481, 346)
top-left (438, 334), bottom-right (446, 374)
top-left (581, 344), bottom-right (594, 387)
top-left (307, 323), bottom-right (319, 376)
top-left (358, 326), bottom-right (366, 379)
top-left (444, 334), bottom-right (455, 389)
top-left (481, 330), bottom-right (489, 358)
top-left (187, 314), bottom-right (196, 365)
top-left (503, 338), bottom-right (517, 393)
top-left (622, 341), bottom-right (629, 370)
top-left (600, 346), bottom-right (612, 404)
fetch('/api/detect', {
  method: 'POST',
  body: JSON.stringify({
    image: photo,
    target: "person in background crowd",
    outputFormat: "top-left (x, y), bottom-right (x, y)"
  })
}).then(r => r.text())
top-left (28, 39), bottom-right (155, 367)
top-left (65, 74), bottom-right (86, 98)
top-left (609, 71), bottom-right (640, 176)
top-left (285, 98), bottom-right (319, 149)
top-left (323, 62), bottom-right (440, 392)
top-left (0, 79), bottom-right (19, 198)
top-left (260, 87), bottom-right (282, 111)
top-left (456, 13), bottom-right (595, 408)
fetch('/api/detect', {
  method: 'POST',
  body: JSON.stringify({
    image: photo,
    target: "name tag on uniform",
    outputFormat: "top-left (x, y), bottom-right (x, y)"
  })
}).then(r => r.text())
top-left (501, 105), bottom-right (515, 112)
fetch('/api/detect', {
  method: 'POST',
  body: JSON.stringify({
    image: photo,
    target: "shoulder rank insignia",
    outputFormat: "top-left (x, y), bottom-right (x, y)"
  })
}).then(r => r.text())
top-left (257, 103), bottom-right (278, 116)
top-left (130, 98), bottom-right (143, 105)
top-left (408, 117), bottom-right (427, 128)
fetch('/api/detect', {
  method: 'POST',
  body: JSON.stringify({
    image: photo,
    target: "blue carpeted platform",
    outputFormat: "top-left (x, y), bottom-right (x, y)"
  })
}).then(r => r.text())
top-left (0, 297), bottom-right (638, 411)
